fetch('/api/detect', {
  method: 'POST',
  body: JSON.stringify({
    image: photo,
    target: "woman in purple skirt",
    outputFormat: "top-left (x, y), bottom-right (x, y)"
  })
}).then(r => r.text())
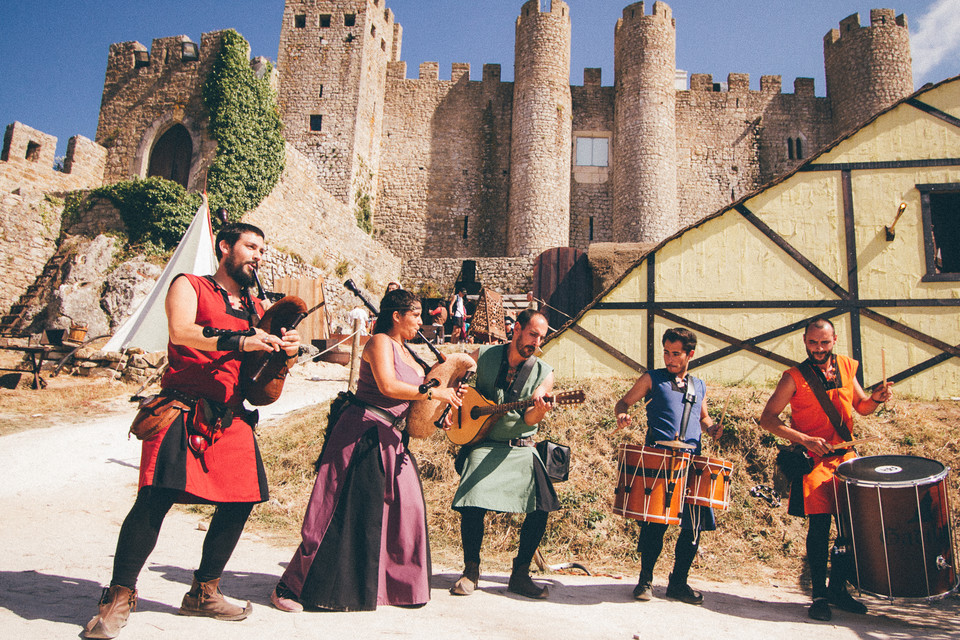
top-left (271, 289), bottom-right (462, 612)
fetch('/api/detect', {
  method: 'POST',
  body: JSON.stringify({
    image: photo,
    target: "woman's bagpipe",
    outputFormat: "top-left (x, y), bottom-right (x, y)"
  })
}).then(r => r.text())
top-left (343, 279), bottom-right (475, 437)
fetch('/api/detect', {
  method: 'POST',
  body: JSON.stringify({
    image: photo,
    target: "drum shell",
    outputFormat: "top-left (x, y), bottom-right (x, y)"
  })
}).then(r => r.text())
top-left (613, 444), bottom-right (690, 525)
top-left (834, 455), bottom-right (958, 599)
top-left (685, 455), bottom-right (733, 510)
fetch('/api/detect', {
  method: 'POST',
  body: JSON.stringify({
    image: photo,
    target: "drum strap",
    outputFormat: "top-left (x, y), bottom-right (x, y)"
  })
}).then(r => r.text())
top-left (677, 376), bottom-right (697, 441)
top-left (797, 361), bottom-right (852, 442)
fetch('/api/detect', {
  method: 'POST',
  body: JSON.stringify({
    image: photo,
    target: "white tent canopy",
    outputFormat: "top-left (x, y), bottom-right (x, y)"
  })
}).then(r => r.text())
top-left (103, 196), bottom-right (218, 353)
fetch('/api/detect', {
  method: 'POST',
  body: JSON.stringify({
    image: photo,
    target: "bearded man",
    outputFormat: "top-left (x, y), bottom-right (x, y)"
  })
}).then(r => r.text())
top-left (83, 223), bottom-right (300, 638)
top-left (759, 317), bottom-right (891, 622)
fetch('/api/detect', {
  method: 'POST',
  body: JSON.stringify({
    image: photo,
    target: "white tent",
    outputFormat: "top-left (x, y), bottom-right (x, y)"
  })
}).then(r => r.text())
top-left (103, 196), bottom-right (218, 353)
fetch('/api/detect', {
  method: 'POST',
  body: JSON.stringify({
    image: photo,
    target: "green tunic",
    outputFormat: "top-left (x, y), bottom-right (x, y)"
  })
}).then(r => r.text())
top-left (451, 344), bottom-right (553, 513)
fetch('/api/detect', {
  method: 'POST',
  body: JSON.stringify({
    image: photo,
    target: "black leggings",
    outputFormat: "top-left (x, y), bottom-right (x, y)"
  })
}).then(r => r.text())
top-left (110, 487), bottom-right (254, 589)
top-left (806, 513), bottom-right (833, 598)
top-left (637, 522), bottom-right (700, 584)
top-left (459, 507), bottom-right (548, 567)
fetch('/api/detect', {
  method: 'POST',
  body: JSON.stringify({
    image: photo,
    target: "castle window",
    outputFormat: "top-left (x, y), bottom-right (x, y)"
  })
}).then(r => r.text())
top-left (919, 183), bottom-right (960, 281)
top-left (381, 39), bottom-right (386, 51)
top-left (318, 85), bottom-right (324, 98)
top-left (589, 216), bottom-right (594, 241)
top-left (787, 138), bottom-right (795, 160)
top-left (319, 14), bottom-right (331, 28)
top-left (25, 141), bottom-right (41, 163)
top-left (310, 115), bottom-right (323, 132)
top-left (181, 41), bottom-right (199, 62)
top-left (576, 137), bottom-right (608, 167)
top-left (295, 14), bottom-right (306, 28)
top-left (371, 24), bottom-right (376, 37)
top-left (133, 50), bottom-right (150, 68)
top-left (463, 216), bottom-right (469, 240)
top-left (344, 13), bottom-right (356, 27)
top-left (795, 138), bottom-right (804, 159)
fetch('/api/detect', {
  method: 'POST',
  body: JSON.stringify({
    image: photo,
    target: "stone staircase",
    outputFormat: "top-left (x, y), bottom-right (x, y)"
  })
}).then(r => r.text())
top-left (0, 247), bottom-right (73, 337)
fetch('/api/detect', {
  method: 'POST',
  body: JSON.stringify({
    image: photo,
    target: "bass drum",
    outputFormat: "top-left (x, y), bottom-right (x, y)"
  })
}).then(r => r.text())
top-left (834, 455), bottom-right (958, 599)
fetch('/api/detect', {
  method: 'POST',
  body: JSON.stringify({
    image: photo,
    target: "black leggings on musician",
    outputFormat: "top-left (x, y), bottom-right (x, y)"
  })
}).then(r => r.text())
top-left (110, 487), bottom-right (254, 589)
top-left (637, 522), bottom-right (700, 584)
top-left (459, 507), bottom-right (548, 567)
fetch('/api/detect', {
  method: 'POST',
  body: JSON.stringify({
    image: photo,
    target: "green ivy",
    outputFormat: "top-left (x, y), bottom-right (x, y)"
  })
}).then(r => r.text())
top-left (355, 189), bottom-right (373, 234)
top-left (88, 177), bottom-right (201, 249)
top-left (203, 29), bottom-right (285, 221)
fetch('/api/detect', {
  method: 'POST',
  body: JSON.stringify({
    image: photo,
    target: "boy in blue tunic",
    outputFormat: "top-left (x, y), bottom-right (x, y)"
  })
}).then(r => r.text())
top-left (614, 328), bottom-right (721, 605)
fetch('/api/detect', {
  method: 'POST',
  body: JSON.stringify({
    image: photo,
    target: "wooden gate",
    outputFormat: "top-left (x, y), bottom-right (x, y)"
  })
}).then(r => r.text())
top-left (533, 248), bottom-right (593, 332)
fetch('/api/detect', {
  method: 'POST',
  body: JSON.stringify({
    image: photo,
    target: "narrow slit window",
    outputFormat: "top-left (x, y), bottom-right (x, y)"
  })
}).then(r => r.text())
top-left (589, 216), bottom-right (594, 241)
top-left (787, 138), bottom-right (795, 160)
top-left (462, 216), bottom-right (469, 239)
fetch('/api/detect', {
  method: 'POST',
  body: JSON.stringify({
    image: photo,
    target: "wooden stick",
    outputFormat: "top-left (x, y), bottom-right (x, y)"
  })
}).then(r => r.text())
top-left (881, 348), bottom-right (887, 387)
top-left (717, 393), bottom-right (731, 431)
top-left (835, 435), bottom-right (880, 448)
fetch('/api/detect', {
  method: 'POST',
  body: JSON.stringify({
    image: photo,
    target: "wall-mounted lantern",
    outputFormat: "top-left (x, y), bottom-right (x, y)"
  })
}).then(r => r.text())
top-left (885, 202), bottom-right (907, 240)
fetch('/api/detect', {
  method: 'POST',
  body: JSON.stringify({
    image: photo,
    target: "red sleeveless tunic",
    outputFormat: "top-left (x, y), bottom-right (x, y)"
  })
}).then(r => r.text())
top-left (138, 274), bottom-right (269, 503)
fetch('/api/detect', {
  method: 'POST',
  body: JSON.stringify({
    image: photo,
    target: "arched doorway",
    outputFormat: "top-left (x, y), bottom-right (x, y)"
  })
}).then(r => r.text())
top-left (147, 124), bottom-right (192, 187)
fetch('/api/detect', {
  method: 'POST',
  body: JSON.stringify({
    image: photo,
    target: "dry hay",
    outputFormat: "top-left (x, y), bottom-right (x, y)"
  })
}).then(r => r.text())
top-left (251, 376), bottom-right (960, 590)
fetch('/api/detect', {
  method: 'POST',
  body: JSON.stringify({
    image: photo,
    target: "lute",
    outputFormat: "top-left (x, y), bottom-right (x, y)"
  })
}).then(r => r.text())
top-left (446, 387), bottom-right (585, 446)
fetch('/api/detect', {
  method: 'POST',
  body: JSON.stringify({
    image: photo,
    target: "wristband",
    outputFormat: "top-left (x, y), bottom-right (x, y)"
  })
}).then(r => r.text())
top-left (217, 334), bottom-right (243, 351)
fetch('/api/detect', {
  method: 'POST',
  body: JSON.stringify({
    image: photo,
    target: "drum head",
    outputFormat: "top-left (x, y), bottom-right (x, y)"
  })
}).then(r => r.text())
top-left (836, 455), bottom-right (947, 486)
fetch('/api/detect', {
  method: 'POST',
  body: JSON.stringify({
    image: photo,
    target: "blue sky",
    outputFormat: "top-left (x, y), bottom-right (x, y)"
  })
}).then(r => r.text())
top-left (2, 0), bottom-right (958, 158)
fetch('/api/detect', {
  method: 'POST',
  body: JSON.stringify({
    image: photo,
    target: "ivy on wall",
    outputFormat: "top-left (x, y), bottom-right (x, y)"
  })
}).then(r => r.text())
top-left (68, 30), bottom-right (285, 252)
top-left (203, 29), bottom-right (285, 221)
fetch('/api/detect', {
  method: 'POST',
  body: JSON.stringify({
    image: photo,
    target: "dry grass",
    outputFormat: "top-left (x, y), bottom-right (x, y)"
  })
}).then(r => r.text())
top-left (0, 375), bottom-right (140, 436)
top-left (252, 376), bottom-right (960, 590)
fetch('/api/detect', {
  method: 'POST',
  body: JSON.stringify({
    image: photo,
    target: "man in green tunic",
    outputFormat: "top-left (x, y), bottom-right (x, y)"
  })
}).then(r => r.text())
top-left (450, 309), bottom-right (558, 599)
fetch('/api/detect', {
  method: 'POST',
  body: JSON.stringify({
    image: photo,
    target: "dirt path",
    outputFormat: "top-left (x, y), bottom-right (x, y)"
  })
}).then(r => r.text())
top-left (0, 375), bottom-right (956, 639)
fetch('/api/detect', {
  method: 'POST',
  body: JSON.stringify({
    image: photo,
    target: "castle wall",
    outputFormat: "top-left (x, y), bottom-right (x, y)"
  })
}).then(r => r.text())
top-left (378, 63), bottom-right (513, 260)
top-left (570, 70), bottom-right (614, 250)
top-left (0, 123), bottom-right (106, 317)
top-left (824, 10), bottom-right (913, 135)
top-left (402, 256), bottom-right (536, 296)
top-left (244, 143), bottom-right (401, 293)
top-left (96, 33), bottom-right (221, 188)
top-left (674, 75), bottom-right (834, 227)
top-left (278, 0), bottom-right (399, 210)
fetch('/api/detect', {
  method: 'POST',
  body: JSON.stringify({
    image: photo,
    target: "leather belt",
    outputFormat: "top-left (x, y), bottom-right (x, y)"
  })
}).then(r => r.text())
top-left (349, 396), bottom-right (402, 428)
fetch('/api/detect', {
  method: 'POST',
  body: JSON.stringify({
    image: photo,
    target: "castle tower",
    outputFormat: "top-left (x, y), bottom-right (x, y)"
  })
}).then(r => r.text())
top-left (824, 9), bottom-right (913, 136)
top-left (507, 0), bottom-right (572, 257)
top-left (612, 1), bottom-right (677, 243)
top-left (277, 0), bottom-right (401, 208)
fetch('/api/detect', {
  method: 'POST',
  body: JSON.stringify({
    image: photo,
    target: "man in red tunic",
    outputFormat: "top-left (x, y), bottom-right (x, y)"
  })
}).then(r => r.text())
top-left (759, 318), bottom-right (891, 622)
top-left (83, 223), bottom-right (300, 639)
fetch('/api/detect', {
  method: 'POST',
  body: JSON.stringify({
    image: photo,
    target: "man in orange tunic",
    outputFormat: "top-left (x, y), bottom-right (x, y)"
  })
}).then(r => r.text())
top-left (759, 318), bottom-right (891, 622)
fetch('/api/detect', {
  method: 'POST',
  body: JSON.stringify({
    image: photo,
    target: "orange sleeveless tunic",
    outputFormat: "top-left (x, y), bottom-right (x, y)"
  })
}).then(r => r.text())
top-left (786, 355), bottom-right (859, 515)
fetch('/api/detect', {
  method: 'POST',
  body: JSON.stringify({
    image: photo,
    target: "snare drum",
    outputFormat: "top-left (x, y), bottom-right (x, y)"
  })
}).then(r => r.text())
top-left (613, 444), bottom-right (690, 525)
top-left (685, 455), bottom-right (733, 510)
top-left (834, 455), bottom-right (958, 599)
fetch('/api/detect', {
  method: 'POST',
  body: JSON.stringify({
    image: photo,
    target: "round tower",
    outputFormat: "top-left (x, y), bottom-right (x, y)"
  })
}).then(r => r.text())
top-left (507, 0), bottom-right (572, 257)
top-left (824, 9), bottom-right (913, 136)
top-left (613, 1), bottom-right (677, 243)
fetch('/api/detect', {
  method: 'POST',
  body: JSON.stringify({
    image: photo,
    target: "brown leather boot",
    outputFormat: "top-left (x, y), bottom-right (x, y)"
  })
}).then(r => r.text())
top-left (449, 561), bottom-right (480, 596)
top-left (508, 559), bottom-right (549, 599)
top-left (83, 585), bottom-right (137, 639)
top-left (178, 577), bottom-right (252, 620)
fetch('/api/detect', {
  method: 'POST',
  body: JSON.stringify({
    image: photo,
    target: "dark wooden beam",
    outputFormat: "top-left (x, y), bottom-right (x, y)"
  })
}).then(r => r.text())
top-left (594, 298), bottom-right (960, 310)
top-left (906, 98), bottom-right (960, 130)
top-left (569, 324), bottom-right (646, 374)
top-left (799, 158), bottom-right (960, 172)
top-left (654, 308), bottom-right (798, 369)
top-left (735, 204), bottom-right (851, 300)
top-left (860, 308), bottom-right (960, 359)
top-left (841, 170), bottom-right (863, 385)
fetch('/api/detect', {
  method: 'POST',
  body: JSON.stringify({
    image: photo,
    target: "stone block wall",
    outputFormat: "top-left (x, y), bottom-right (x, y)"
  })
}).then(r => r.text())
top-left (570, 71), bottom-right (615, 250)
top-left (378, 64), bottom-right (513, 260)
top-left (96, 32), bottom-right (221, 188)
top-left (0, 123), bottom-right (106, 317)
top-left (401, 256), bottom-right (536, 297)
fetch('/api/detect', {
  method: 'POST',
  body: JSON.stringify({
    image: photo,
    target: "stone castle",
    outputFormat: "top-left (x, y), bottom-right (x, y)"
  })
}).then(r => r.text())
top-left (0, 1), bottom-right (916, 332)
top-left (95, 0), bottom-right (913, 262)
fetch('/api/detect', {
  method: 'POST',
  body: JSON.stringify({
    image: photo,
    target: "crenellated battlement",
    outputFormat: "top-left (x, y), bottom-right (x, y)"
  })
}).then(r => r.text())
top-left (685, 73), bottom-right (819, 98)
top-left (1, 122), bottom-right (106, 191)
top-left (104, 33), bottom-right (212, 77)
top-left (824, 9), bottom-right (908, 46)
top-left (517, 0), bottom-right (570, 22)
top-left (616, 1), bottom-right (675, 30)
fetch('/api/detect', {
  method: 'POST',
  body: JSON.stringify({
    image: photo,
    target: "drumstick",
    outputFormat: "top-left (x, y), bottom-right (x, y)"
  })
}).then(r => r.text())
top-left (614, 397), bottom-right (652, 432)
top-left (834, 435), bottom-right (880, 449)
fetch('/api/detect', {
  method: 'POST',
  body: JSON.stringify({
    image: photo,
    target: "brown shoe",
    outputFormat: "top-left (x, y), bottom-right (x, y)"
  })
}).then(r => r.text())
top-left (83, 585), bottom-right (137, 639)
top-left (178, 577), bottom-right (252, 621)
top-left (508, 559), bottom-right (549, 600)
top-left (450, 562), bottom-right (480, 596)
